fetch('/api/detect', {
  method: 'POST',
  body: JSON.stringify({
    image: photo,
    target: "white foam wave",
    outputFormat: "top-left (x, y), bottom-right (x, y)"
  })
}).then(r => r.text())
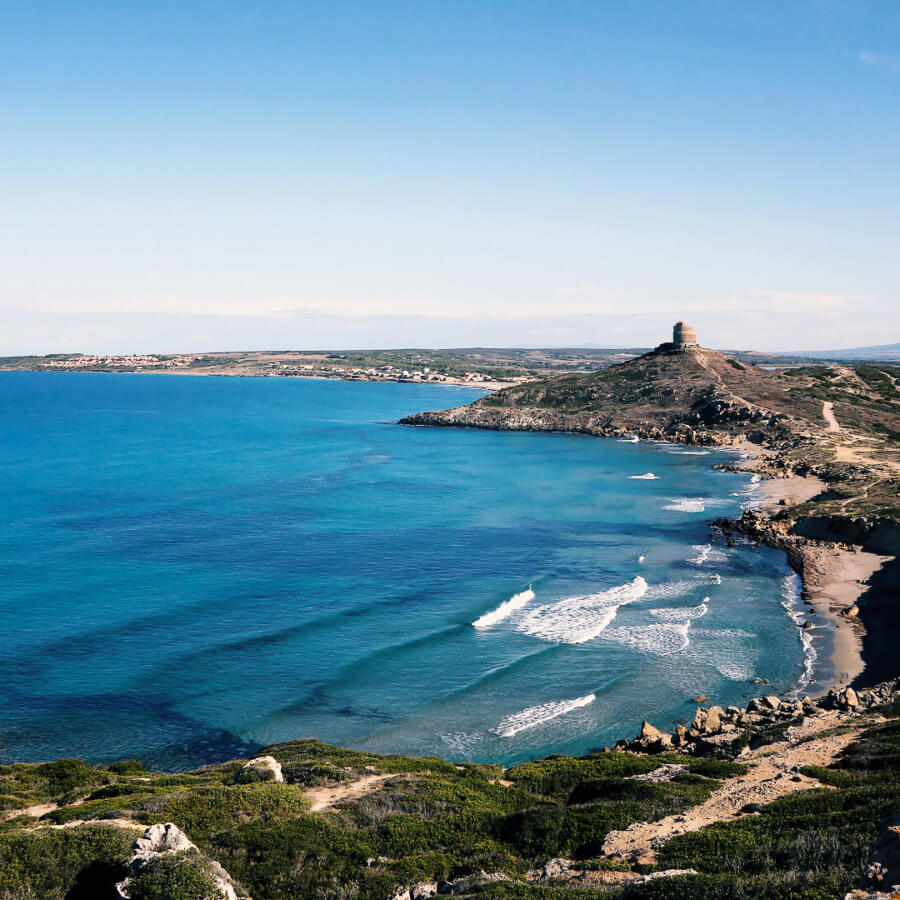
top-left (472, 588), bottom-right (535, 628)
top-left (715, 661), bottom-right (756, 681)
top-left (688, 544), bottom-right (728, 565)
top-left (779, 573), bottom-right (817, 689)
top-left (516, 576), bottom-right (648, 644)
top-left (602, 621), bottom-right (691, 655)
top-left (650, 602), bottom-right (709, 622)
top-left (629, 472), bottom-right (659, 480)
top-left (439, 731), bottom-right (481, 754)
top-left (666, 449), bottom-right (710, 455)
top-left (664, 498), bottom-right (707, 512)
top-left (645, 579), bottom-right (700, 600)
top-left (618, 435), bottom-right (640, 443)
top-left (492, 693), bottom-right (596, 738)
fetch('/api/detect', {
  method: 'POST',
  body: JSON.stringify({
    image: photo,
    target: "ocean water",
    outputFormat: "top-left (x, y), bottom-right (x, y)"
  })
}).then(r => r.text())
top-left (0, 372), bottom-right (828, 770)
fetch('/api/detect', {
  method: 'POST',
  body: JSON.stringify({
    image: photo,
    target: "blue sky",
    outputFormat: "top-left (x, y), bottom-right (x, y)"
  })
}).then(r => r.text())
top-left (1, 1), bottom-right (898, 352)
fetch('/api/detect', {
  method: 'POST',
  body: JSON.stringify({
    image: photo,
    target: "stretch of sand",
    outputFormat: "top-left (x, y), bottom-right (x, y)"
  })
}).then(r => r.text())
top-left (737, 445), bottom-right (891, 691)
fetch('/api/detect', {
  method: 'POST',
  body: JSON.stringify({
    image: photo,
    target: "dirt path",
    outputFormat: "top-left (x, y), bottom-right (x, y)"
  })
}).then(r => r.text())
top-left (304, 773), bottom-right (401, 812)
top-left (2, 802), bottom-right (58, 820)
top-left (602, 713), bottom-right (862, 863)
top-left (822, 401), bottom-right (840, 432)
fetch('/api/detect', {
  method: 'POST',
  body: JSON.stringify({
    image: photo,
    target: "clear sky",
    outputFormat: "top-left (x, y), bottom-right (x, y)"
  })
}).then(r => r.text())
top-left (1, 1), bottom-right (898, 353)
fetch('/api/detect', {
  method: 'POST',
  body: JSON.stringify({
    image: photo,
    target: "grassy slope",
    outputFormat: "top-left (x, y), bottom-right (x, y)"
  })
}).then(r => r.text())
top-left (2, 715), bottom-right (899, 899)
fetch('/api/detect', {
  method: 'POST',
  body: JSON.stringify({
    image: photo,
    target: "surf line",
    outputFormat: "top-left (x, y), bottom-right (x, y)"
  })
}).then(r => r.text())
top-left (472, 586), bottom-right (535, 628)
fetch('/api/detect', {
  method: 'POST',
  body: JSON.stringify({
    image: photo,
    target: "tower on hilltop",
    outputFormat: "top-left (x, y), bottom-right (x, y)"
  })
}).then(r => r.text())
top-left (673, 321), bottom-right (698, 350)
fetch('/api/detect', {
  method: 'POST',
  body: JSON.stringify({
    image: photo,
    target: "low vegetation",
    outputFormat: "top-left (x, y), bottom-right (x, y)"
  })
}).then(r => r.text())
top-left (1, 717), bottom-right (896, 899)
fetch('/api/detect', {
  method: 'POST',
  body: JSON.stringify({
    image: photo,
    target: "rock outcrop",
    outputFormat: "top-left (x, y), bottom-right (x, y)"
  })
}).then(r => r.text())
top-left (117, 822), bottom-right (246, 900)
top-left (845, 814), bottom-right (900, 900)
top-left (236, 754), bottom-right (284, 784)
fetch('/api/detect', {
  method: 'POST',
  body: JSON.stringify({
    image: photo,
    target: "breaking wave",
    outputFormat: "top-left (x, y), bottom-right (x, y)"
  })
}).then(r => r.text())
top-left (602, 621), bottom-right (691, 656)
top-left (779, 573), bottom-right (817, 690)
top-left (650, 601), bottom-right (709, 622)
top-left (629, 472), bottom-right (659, 480)
top-left (472, 588), bottom-right (535, 628)
top-left (688, 544), bottom-right (728, 565)
top-left (664, 498), bottom-right (707, 512)
top-left (516, 577), bottom-right (648, 644)
top-left (493, 693), bottom-right (596, 738)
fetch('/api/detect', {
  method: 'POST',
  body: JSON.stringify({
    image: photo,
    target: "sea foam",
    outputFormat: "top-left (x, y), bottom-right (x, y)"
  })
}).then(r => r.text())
top-left (779, 573), bottom-right (817, 690)
top-left (472, 588), bottom-right (535, 628)
top-left (602, 621), bottom-right (691, 656)
top-left (688, 544), bottom-right (728, 565)
top-left (516, 576), bottom-right (648, 644)
top-left (493, 693), bottom-right (596, 738)
top-left (629, 472), bottom-right (659, 480)
top-left (664, 498), bottom-right (707, 512)
top-left (650, 602), bottom-right (709, 622)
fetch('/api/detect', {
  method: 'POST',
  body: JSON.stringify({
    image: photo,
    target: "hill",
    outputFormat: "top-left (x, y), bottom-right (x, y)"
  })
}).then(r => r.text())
top-left (2, 682), bottom-right (899, 899)
top-left (400, 343), bottom-right (900, 524)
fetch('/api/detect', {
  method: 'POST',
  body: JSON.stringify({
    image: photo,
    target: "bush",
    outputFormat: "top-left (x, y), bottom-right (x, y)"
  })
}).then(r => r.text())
top-left (108, 759), bottom-right (147, 775)
top-left (126, 854), bottom-right (222, 900)
top-left (0, 826), bottom-right (132, 899)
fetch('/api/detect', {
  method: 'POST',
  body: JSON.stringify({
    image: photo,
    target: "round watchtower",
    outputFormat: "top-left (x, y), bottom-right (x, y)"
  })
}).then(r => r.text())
top-left (673, 321), bottom-right (698, 350)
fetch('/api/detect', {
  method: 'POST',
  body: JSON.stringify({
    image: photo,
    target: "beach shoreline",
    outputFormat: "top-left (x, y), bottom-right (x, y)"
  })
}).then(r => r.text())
top-left (729, 443), bottom-right (892, 695)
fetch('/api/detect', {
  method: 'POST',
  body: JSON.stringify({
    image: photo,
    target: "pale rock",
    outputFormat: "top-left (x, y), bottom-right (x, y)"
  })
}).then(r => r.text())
top-left (237, 755), bottom-right (284, 783)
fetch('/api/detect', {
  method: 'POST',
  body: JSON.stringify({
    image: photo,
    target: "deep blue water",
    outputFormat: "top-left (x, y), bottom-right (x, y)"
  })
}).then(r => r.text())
top-left (0, 372), bottom-right (826, 769)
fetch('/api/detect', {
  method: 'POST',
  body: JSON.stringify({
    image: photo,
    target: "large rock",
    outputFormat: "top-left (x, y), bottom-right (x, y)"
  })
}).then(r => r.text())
top-left (117, 823), bottom-right (245, 900)
top-left (857, 814), bottom-right (900, 894)
top-left (640, 721), bottom-right (662, 740)
top-left (236, 754), bottom-right (284, 783)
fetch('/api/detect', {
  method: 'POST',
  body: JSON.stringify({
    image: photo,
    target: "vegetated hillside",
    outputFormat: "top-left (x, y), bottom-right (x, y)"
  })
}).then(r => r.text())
top-left (401, 347), bottom-right (900, 522)
top-left (2, 689), bottom-right (900, 900)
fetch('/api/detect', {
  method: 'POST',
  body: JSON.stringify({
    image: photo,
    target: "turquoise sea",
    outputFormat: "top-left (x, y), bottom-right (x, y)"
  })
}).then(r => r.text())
top-left (0, 373), bottom-right (829, 769)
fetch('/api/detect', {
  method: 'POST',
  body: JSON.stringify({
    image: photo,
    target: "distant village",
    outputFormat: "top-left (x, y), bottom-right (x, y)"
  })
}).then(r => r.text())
top-left (24, 353), bottom-right (529, 386)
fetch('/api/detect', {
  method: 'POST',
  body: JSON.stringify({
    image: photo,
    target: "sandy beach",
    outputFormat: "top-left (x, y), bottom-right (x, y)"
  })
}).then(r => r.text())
top-left (735, 444), bottom-right (893, 693)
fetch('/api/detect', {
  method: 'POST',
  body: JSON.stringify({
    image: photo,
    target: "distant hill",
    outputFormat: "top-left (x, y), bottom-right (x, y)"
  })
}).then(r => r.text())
top-left (792, 343), bottom-right (900, 362)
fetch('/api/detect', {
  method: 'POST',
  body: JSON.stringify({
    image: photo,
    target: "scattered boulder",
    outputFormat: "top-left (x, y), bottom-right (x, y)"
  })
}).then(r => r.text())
top-left (690, 695), bottom-right (709, 704)
top-left (117, 823), bottom-right (246, 900)
top-left (235, 755), bottom-right (284, 784)
top-left (640, 721), bottom-right (662, 740)
top-left (843, 604), bottom-right (860, 618)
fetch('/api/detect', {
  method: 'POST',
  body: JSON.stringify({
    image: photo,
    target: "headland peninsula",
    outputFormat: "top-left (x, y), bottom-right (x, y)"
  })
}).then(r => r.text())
top-left (2, 325), bottom-right (899, 900)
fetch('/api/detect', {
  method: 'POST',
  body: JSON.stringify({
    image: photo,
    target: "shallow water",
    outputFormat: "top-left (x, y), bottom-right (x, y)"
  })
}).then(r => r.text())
top-left (0, 373), bottom-right (827, 769)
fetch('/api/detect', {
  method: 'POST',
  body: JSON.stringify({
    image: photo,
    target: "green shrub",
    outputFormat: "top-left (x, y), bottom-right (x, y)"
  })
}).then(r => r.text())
top-left (126, 853), bottom-right (222, 900)
top-left (0, 826), bottom-right (132, 899)
top-left (108, 759), bottom-right (147, 775)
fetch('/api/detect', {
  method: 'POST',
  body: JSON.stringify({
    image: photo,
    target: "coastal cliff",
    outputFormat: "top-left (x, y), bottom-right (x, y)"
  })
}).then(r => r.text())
top-left (402, 342), bottom-right (900, 688)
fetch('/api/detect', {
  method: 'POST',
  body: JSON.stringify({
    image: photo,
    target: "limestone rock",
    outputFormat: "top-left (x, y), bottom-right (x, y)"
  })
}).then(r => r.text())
top-left (117, 823), bottom-right (245, 900)
top-left (236, 755), bottom-right (284, 783)
top-left (640, 721), bottom-right (662, 740)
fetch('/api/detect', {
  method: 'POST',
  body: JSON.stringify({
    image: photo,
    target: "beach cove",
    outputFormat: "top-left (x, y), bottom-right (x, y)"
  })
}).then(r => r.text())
top-left (1, 372), bottom-right (831, 769)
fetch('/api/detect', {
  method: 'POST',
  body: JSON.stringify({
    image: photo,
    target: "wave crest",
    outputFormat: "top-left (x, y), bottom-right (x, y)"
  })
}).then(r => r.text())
top-left (515, 577), bottom-right (647, 644)
top-left (472, 588), bottom-right (535, 628)
top-left (492, 693), bottom-right (596, 738)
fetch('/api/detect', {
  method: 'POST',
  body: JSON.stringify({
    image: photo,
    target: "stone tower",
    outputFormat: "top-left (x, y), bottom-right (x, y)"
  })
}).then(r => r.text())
top-left (673, 321), bottom-right (698, 350)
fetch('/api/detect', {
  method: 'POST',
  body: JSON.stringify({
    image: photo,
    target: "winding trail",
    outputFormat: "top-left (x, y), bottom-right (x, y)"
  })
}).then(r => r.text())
top-left (304, 773), bottom-right (401, 812)
top-left (602, 712), bottom-right (863, 864)
top-left (822, 401), bottom-right (841, 432)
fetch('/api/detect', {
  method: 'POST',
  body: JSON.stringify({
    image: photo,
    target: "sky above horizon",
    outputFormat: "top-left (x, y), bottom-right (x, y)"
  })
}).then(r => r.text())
top-left (1, 1), bottom-right (898, 354)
